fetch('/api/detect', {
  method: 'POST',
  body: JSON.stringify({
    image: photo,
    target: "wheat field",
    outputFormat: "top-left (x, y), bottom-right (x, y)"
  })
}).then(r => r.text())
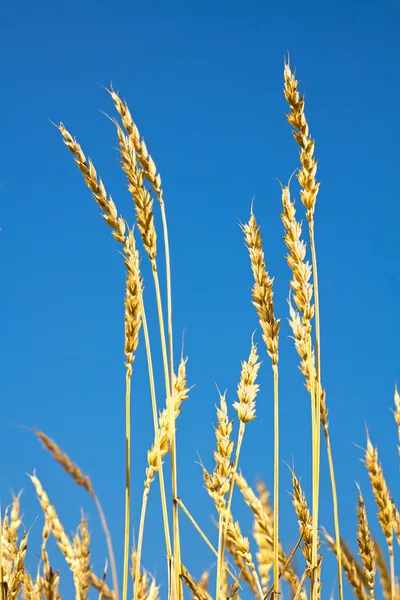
top-left (1, 59), bottom-right (398, 600)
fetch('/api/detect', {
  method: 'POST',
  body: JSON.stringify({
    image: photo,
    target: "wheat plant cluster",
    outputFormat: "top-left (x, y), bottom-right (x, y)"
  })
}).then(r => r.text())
top-left (2, 59), bottom-right (399, 600)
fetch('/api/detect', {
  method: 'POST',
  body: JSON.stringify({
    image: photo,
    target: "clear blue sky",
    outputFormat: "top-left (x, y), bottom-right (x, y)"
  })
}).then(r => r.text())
top-left (1, 0), bottom-right (399, 597)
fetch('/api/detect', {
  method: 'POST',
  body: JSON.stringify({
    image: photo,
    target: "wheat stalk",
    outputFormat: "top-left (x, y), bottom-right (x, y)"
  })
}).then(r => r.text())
top-left (113, 115), bottom-right (181, 600)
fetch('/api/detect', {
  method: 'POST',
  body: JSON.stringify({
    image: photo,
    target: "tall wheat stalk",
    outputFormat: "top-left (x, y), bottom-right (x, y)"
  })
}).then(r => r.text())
top-left (111, 111), bottom-right (182, 598)
top-left (283, 60), bottom-right (343, 600)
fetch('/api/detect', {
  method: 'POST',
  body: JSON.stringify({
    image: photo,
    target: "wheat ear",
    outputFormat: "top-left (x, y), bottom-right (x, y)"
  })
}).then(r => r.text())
top-left (242, 209), bottom-right (280, 597)
top-left (324, 530), bottom-right (368, 600)
top-left (134, 357), bottom-right (189, 599)
top-left (236, 472), bottom-right (307, 599)
top-left (284, 58), bottom-right (341, 600)
top-left (114, 120), bottom-right (181, 598)
top-left (365, 434), bottom-right (395, 597)
top-left (217, 341), bottom-right (261, 599)
top-left (374, 539), bottom-right (392, 600)
top-left (356, 486), bottom-right (376, 599)
top-left (34, 432), bottom-right (118, 599)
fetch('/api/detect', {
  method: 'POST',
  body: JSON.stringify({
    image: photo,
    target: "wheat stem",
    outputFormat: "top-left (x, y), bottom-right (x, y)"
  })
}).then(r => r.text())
top-left (134, 302), bottom-right (172, 600)
top-left (123, 370), bottom-right (132, 600)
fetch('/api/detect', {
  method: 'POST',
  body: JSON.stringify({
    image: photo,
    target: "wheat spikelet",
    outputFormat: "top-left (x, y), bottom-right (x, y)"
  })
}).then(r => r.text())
top-left (283, 60), bottom-right (320, 220)
top-left (74, 514), bottom-right (91, 600)
top-left (36, 430), bottom-right (93, 493)
top-left (228, 580), bottom-right (240, 600)
top-left (1, 512), bottom-right (18, 583)
top-left (374, 539), bottom-right (392, 600)
top-left (10, 494), bottom-right (22, 544)
top-left (124, 228), bottom-right (143, 372)
top-left (364, 435), bottom-right (394, 549)
top-left (242, 211), bottom-right (280, 365)
top-left (235, 472), bottom-right (306, 598)
top-left (23, 574), bottom-right (41, 600)
top-left (28, 472), bottom-right (76, 569)
top-left (233, 340), bottom-right (260, 423)
top-left (145, 357), bottom-right (189, 488)
top-left (7, 532), bottom-right (28, 598)
top-left (114, 120), bottom-right (157, 260)
top-left (42, 563), bottom-right (61, 600)
top-left (109, 89), bottom-right (165, 205)
top-left (131, 549), bottom-right (159, 600)
top-left (291, 470), bottom-right (314, 569)
top-left (180, 565), bottom-right (212, 600)
top-left (89, 571), bottom-right (115, 599)
top-left (324, 530), bottom-right (368, 600)
top-left (202, 468), bottom-right (259, 596)
top-left (281, 186), bottom-right (314, 324)
top-left (199, 570), bottom-right (210, 593)
top-left (356, 488), bottom-right (375, 598)
top-left (236, 473), bottom-right (273, 592)
top-left (58, 123), bottom-right (126, 245)
top-left (210, 391), bottom-right (234, 504)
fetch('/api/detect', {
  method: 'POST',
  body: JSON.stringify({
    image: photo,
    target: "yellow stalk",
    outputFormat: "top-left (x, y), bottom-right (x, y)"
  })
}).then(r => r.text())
top-left (158, 199), bottom-right (174, 388)
top-left (176, 497), bottom-right (238, 582)
top-left (134, 302), bottom-right (172, 600)
top-left (264, 533), bottom-right (304, 599)
top-left (123, 370), bottom-right (132, 600)
top-left (149, 264), bottom-right (181, 599)
top-left (390, 548), bottom-right (395, 600)
top-left (293, 569), bottom-right (310, 600)
top-left (273, 364), bottom-right (279, 598)
top-left (309, 219), bottom-right (343, 600)
top-left (322, 421), bottom-right (343, 600)
top-left (309, 219), bottom-right (321, 600)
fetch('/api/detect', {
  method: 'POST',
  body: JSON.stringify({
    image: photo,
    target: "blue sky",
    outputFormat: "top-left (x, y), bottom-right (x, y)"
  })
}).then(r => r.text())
top-left (1, 0), bottom-right (400, 596)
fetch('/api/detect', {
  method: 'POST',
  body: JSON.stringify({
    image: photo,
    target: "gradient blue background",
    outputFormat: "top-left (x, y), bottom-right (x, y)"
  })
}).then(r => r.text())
top-left (1, 0), bottom-right (399, 597)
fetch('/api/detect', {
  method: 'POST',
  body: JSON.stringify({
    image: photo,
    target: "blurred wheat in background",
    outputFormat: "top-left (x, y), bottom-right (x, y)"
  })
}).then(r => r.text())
top-left (1, 59), bottom-right (398, 600)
